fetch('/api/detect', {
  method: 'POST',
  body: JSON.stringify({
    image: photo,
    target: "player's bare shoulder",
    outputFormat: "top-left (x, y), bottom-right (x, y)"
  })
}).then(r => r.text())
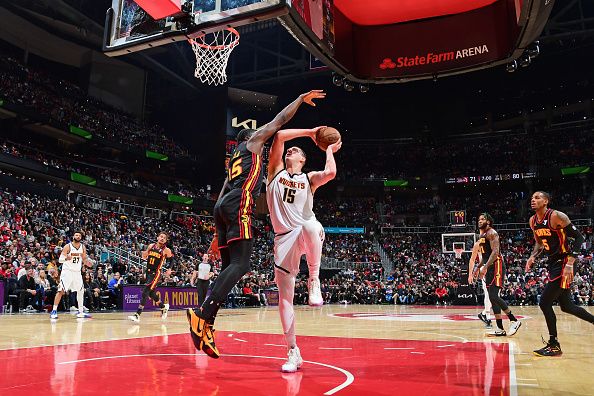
top-left (550, 209), bottom-right (570, 228)
top-left (485, 228), bottom-right (499, 240)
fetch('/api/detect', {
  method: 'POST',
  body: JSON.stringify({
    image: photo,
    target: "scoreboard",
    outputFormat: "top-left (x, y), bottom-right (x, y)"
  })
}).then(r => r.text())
top-left (449, 210), bottom-right (466, 227)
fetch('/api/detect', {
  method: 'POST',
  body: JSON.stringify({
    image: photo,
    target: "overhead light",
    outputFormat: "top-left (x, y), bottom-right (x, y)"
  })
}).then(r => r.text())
top-left (343, 80), bottom-right (355, 92)
top-left (527, 42), bottom-right (540, 59)
top-left (332, 73), bottom-right (344, 87)
top-left (359, 84), bottom-right (369, 93)
top-left (506, 60), bottom-right (518, 73)
top-left (519, 55), bottom-right (531, 68)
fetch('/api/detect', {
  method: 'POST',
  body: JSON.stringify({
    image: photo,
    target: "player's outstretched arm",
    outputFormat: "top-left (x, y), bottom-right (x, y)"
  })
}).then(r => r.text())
top-left (308, 140), bottom-right (342, 193)
top-left (267, 126), bottom-right (325, 182)
top-left (247, 90), bottom-right (325, 155)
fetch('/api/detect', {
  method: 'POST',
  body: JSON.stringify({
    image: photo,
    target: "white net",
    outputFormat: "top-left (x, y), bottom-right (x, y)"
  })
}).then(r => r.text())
top-left (453, 242), bottom-right (465, 259)
top-left (188, 28), bottom-right (240, 86)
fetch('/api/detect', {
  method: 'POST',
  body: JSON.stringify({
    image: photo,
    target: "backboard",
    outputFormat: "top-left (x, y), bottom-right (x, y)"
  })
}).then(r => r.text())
top-left (441, 233), bottom-right (476, 254)
top-left (104, 0), bottom-right (287, 55)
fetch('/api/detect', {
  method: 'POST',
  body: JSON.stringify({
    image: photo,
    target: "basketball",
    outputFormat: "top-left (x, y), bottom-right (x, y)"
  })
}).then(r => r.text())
top-left (316, 127), bottom-right (341, 151)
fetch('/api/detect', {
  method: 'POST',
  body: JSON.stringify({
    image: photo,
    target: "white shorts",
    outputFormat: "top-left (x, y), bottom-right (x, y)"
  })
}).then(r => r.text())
top-left (58, 270), bottom-right (84, 292)
top-left (274, 220), bottom-right (324, 276)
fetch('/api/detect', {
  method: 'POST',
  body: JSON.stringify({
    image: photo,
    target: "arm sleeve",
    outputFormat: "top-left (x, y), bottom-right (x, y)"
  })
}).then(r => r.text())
top-left (563, 223), bottom-right (584, 258)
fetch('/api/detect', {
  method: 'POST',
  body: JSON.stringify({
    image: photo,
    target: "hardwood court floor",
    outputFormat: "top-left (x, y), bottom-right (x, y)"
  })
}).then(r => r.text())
top-left (1, 304), bottom-right (593, 395)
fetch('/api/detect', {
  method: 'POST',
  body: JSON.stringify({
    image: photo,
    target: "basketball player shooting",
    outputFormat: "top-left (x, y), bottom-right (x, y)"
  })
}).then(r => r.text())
top-left (50, 231), bottom-right (93, 320)
top-left (266, 127), bottom-right (342, 372)
top-left (526, 191), bottom-right (593, 357)
top-left (187, 90), bottom-right (326, 359)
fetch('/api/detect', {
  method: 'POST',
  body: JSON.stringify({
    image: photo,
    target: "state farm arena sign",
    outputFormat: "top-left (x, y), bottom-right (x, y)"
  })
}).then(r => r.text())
top-left (331, 313), bottom-right (530, 322)
top-left (334, 0), bottom-right (519, 80)
top-left (379, 45), bottom-right (490, 70)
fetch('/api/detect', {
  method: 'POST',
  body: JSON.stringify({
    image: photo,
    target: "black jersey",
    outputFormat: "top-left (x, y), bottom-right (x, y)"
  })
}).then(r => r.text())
top-left (226, 141), bottom-right (263, 197)
top-left (478, 230), bottom-right (503, 265)
top-left (146, 244), bottom-right (166, 273)
top-left (531, 208), bottom-right (569, 262)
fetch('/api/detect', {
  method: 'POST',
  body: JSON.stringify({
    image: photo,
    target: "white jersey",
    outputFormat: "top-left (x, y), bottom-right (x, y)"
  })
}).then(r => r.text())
top-left (198, 262), bottom-right (211, 280)
top-left (267, 169), bottom-right (315, 234)
top-left (63, 242), bottom-right (84, 272)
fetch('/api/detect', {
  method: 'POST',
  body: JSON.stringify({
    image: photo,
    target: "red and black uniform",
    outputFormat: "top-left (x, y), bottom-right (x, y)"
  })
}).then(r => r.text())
top-left (532, 209), bottom-right (594, 344)
top-left (531, 208), bottom-right (571, 288)
top-left (479, 232), bottom-right (504, 287)
top-left (135, 243), bottom-right (168, 314)
top-left (145, 244), bottom-right (167, 290)
top-left (479, 228), bottom-right (511, 318)
top-left (214, 141), bottom-right (263, 247)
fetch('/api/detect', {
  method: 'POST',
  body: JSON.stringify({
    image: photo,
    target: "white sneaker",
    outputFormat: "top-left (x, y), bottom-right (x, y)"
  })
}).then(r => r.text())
top-left (486, 328), bottom-right (507, 337)
top-left (128, 313), bottom-right (140, 323)
top-left (308, 278), bottom-right (323, 306)
top-left (508, 320), bottom-right (522, 336)
top-left (83, 306), bottom-right (90, 313)
top-left (281, 347), bottom-right (303, 373)
top-left (70, 306), bottom-right (78, 312)
top-left (161, 303), bottom-right (169, 320)
top-left (76, 312), bottom-right (92, 319)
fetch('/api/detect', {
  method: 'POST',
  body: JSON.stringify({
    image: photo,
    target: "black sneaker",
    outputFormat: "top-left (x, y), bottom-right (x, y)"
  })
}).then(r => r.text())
top-left (478, 313), bottom-right (490, 325)
top-left (533, 338), bottom-right (562, 357)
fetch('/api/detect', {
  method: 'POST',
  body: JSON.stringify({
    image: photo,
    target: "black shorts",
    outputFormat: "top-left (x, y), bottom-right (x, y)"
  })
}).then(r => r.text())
top-left (214, 188), bottom-right (255, 247)
top-left (548, 257), bottom-right (571, 288)
top-left (145, 271), bottom-right (161, 290)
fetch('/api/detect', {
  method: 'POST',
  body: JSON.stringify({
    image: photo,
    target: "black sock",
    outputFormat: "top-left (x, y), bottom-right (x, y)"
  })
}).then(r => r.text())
top-left (507, 311), bottom-right (517, 321)
top-left (158, 302), bottom-right (165, 309)
top-left (496, 319), bottom-right (504, 330)
top-left (549, 336), bottom-right (559, 344)
top-left (199, 298), bottom-right (220, 322)
top-left (136, 308), bottom-right (142, 316)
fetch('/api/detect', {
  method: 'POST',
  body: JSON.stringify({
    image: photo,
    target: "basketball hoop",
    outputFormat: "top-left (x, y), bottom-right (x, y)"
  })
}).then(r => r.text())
top-left (188, 27), bottom-right (240, 86)
top-left (453, 242), bottom-right (465, 259)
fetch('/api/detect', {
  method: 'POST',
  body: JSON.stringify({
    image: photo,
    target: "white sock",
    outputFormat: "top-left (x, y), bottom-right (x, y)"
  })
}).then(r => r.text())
top-left (275, 268), bottom-right (297, 349)
top-left (52, 305), bottom-right (57, 311)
